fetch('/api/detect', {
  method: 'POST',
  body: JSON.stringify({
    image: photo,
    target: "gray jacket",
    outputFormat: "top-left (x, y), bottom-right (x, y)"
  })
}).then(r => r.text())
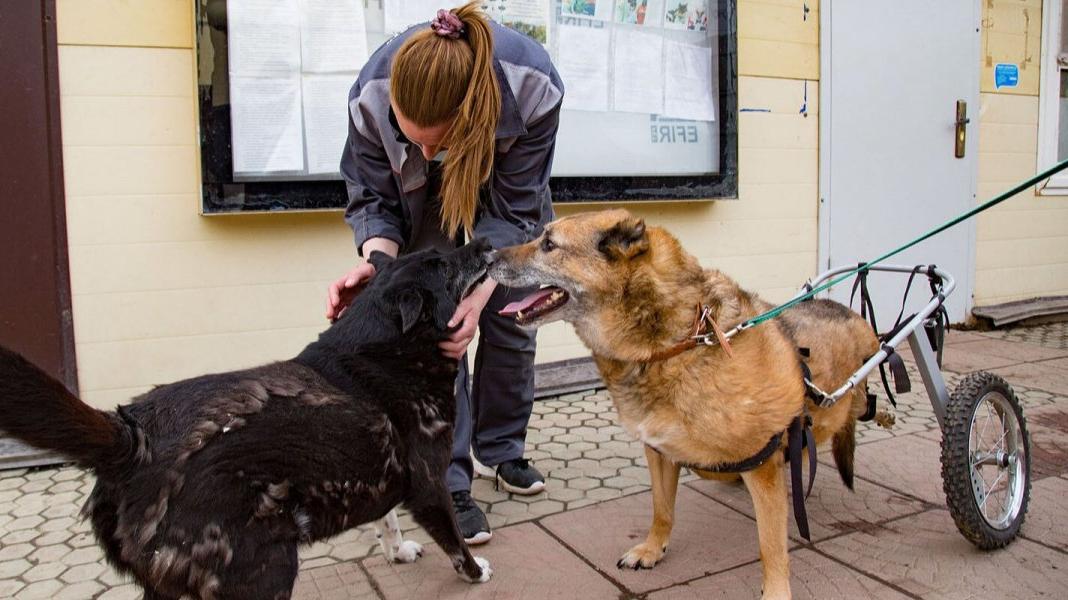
top-left (340, 22), bottom-right (564, 254)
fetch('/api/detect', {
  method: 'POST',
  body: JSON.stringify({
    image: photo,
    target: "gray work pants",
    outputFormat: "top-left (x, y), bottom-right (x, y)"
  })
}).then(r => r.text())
top-left (407, 164), bottom-right (538, 494)
top-left (446, 285), bottom-right (537, 493)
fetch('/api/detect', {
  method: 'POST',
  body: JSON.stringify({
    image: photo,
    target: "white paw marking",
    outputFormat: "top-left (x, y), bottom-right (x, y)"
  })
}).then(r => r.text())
top-left (473, 556), bottom-right (492, 583)
top-left (393, 540), bottom-right (423, 563)
top-left (459, 556), bottom-right (492, 583)
top-left (374, 508), bottom-right (408, 562)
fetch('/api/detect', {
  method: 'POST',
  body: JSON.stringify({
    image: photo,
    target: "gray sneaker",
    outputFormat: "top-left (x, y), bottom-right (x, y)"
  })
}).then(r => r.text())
top-left (494, 458), bottom-right (546, 495)
top-left (451, 490), bottom-right (492, 545)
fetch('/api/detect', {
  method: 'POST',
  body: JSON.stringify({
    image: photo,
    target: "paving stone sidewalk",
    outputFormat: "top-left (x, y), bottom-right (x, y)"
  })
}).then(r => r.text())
top-left (2, 323), bottom-right (1068, 599)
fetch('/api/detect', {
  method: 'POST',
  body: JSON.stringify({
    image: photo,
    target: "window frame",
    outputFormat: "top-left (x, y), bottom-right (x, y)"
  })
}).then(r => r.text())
top-left (197, 0), bottom-right (738, 214)
top-left (1037, 0), bottom-right (1068, 195)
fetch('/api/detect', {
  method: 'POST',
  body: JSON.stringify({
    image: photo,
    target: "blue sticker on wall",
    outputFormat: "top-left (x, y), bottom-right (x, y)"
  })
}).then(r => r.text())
top-left (994, 63), bottom-right (1019, 89)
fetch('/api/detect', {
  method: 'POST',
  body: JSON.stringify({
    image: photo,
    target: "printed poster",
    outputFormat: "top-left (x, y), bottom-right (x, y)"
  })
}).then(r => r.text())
top-left (613, 28), bottom-right (664, 115)
top-left (482, 0), bottom-right (550, 44)
top-left (614, 0), bottom-right (662, 27)
top-left (663, 39), bottom-right (716, 121)
top-left (663, 0), bottom-right (709, 31)
top-left (299, 0), bottom-right (369, 73)
top-left (561, 0), bottom-right (613, 22)
top-left (556, 24), bottom-right (611, 112)
top-left (228, 0), bottom-right (305, 173)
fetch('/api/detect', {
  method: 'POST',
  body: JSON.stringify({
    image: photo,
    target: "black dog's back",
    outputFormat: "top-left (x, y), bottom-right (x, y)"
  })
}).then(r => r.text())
top-left (0, 349), bottom-right (408, 598)
top-left (84, 360), bottom-right (410, 598)
top-left (0, 240), bottom-right (496, 598)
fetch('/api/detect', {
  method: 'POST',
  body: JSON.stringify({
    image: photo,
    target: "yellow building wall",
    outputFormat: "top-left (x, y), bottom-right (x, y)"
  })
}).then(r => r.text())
top-left (56, 0), bottom-right (819, 408)
top-left (974, 0), bottom-right (1068, 305)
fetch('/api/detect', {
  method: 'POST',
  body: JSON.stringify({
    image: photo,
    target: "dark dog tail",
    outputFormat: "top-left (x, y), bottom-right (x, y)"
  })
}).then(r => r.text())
top-left (0, 345), bottom-right (141, 470)
top-left (831, 417), bottom-right (856, 491)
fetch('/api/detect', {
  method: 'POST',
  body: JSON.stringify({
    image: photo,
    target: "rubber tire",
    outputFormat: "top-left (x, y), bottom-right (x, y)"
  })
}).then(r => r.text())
top-left (940, 371), bottom-right (1030, 550)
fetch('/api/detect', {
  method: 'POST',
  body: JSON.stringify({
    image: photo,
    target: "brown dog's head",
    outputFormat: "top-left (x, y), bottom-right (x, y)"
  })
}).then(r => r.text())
top-left (491, 209), bottom-right (656, 329)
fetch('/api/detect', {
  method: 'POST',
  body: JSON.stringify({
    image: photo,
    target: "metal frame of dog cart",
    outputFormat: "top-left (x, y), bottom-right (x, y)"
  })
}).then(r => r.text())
top-left (795, 263), bottom-right (1030, 549)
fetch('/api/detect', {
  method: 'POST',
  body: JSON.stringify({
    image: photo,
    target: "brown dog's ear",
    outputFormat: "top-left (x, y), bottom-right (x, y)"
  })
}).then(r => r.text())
top-left (598, 217), bottom-right (649, 260)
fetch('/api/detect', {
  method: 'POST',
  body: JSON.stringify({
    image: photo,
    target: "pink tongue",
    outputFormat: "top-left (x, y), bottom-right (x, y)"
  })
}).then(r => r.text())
top-left (500, 288), bottom-right (557, 316)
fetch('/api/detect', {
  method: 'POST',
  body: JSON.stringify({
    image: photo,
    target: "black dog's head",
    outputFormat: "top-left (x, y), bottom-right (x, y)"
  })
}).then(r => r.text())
top-left (338, 238), bottom-right (495, 345)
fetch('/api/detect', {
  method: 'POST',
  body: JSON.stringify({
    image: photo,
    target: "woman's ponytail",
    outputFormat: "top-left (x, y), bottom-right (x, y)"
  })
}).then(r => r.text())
top-left (390, 1), bottom-right (500, 238)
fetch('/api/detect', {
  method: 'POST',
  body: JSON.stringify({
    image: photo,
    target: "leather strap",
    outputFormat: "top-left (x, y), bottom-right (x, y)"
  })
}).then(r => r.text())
top-left (647, 304), bottom-right (732, 362)
top-left (658, 413), bottom-right (817, 542)
top-left (667, 432), bottom-right (782, 474)
top-left (786, 414), bottom-right (817, 541)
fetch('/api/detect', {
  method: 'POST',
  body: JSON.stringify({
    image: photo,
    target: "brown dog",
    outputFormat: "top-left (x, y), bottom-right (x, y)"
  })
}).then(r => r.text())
top-left (490, 209), bottom-right (878, 599)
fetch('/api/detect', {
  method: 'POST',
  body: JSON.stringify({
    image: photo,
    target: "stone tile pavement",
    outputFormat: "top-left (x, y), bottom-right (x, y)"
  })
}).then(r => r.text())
top-left (2, 322), bottom-right (1068, 599)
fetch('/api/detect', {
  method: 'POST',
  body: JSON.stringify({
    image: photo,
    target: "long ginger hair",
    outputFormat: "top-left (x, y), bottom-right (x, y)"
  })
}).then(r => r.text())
top-left (390, 1), bottom-right (500, 238)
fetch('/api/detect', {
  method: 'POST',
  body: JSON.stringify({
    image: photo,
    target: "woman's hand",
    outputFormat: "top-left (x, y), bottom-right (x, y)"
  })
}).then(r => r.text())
top-left (326, 262), bottom-right (377, 322)
top-left (439, 278), bottom-right (498, 360)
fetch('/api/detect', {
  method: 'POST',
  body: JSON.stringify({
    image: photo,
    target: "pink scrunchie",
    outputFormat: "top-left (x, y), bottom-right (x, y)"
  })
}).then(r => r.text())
top-left (431, 9), bottom-right (465, 39)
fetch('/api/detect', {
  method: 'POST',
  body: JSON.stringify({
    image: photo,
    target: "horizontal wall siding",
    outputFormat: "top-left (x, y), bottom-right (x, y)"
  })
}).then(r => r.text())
top-left (972, 0), bottom-right (1068, 307)
top-left (58, 1), bottom-right (823, 407)
top-left (58, 40), bottom-right (357, 408)
top-left (979, 0), bottom-right (1042, 95)
top-left (739, 0), bottom-right (819, 80)
top-left (56, 0), bottom-right (193, 49)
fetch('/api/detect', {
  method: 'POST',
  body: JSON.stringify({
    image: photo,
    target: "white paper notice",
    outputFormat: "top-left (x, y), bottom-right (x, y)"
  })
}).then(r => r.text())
top-left (663, 40), bottom-right (716, 121)
top-left (613, 28), bottom-right (664, 115)
top-left (299, 0), bottom-right (369, 73)
top-left (557, 25), bottom-right (611, 112)
top-left (385, 0), bottom-right (462, 35)
top-left (228, 0), bottom-right (301, 76)
top-left (230, 76), bottom-right (305, 173)
top-left (302, 74), bottom-right (356, 174)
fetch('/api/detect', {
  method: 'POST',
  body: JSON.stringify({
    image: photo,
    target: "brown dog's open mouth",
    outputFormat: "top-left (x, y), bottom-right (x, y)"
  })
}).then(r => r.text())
top-left (499, 286), bottom-right (569, 325)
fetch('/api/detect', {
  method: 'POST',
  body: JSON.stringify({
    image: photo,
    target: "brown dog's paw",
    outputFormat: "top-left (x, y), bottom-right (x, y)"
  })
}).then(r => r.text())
top-left (616, 542), bottom-right (666, 570)
top-left (874, 410), bottom-right (896, 429)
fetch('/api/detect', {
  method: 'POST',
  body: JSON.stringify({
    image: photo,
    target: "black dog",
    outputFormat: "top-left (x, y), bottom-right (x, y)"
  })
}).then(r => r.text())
top-left (0, 240), bottom-right (496, 599)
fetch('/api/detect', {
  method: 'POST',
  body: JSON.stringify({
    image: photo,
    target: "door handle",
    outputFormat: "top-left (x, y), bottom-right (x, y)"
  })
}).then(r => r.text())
top-left (955, 100), bottom-right (969, 158)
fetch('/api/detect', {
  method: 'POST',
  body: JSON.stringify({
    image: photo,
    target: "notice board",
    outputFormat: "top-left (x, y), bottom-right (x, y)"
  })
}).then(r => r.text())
top-left (196, 0), bottom-right (736, 212)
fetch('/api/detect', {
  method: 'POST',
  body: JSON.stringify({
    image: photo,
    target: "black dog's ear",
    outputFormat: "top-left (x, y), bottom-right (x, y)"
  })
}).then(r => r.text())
top-left (367, 251), bottom-right (394, 273)
top-left (396, 288), bottom-right (424, 333)
top-left (598, 217), bottom-right (649, 260)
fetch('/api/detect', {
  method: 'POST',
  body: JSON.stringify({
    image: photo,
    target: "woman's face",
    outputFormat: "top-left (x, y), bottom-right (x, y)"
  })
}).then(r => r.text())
top-left (393, 107), bottom-right (454, 161)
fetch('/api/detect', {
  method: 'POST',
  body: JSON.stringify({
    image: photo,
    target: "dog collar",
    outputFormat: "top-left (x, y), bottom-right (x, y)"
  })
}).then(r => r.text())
top-left (646, 304), bottom-right (736, 362)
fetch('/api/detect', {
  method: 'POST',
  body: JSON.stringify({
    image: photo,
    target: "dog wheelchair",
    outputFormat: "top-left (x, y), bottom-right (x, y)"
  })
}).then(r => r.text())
top-left (794, 263), bottom-right (1030, 550)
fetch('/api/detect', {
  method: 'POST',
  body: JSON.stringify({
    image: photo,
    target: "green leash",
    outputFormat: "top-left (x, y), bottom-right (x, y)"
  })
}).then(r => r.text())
top-left (717, 157), bottom-right (1068, 338)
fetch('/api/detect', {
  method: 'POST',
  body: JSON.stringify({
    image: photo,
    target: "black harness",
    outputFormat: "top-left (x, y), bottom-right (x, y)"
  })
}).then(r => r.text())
top-left (644, 305), bottom-right (821, 541)
top-left (655, 405), bottom-right (818, 541)
top-left (850, 264), bottom-right (949, 422)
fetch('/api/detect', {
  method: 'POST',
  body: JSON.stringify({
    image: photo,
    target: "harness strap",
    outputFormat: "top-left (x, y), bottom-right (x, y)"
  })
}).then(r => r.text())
top-left (786, 414), bottom-right (817, 541)
top-left (925, 267), bottom-right (949, 368)
top-left (799, 360), bottom-right (833, 406)
top-left (851, 267), bottom-right (905, 408)
top-left (859, 392), bottom-right (879, 422)
top-left (669, 432), bottom-right (782, 474)
top-left (881, 345), bottom-right (911, 395)
top-left (664, 412), bottom-right (816, 542)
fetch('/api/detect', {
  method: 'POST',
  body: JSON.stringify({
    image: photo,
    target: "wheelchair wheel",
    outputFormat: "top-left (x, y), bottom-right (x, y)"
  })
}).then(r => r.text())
top-left (940, 371), bottom-right (1030, 549)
